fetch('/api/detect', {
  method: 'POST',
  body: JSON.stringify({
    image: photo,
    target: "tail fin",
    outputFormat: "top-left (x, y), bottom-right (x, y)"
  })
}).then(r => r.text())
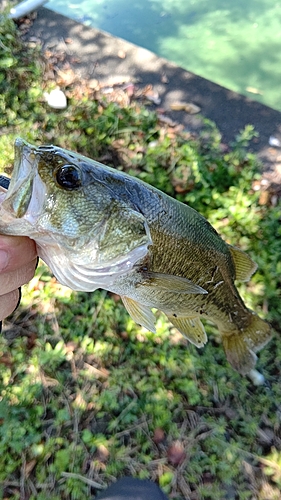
top-left (222, 313), bottom-right (272, 375)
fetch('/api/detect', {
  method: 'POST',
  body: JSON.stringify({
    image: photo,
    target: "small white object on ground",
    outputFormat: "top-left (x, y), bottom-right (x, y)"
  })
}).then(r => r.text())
top-left (247, 368), bottom-right (265, 386)
top-left (44, 89), bottom-right (67, 110)
top-left (268, 136), bottom-right (281, 148)
top-left (9, 0), bottom-right (48, 19)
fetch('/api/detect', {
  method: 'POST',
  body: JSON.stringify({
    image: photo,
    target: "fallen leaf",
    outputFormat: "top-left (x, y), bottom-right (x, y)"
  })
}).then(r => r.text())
top-left (118, 50), bottom-right (126, 59)
top-left (0, 354), bottom-right (13, 367)
top-left (167, 441), bottom-right (186, 465)
top-left (83, 362), bottom-right (109, 379)
top-left (97, 444), bottom-right (110, 462)
top-left (170, 102), bottom-right (201, 114)
top-left (169, 102), bottom-right (188, 111)
top-left (89, 78), bottom-right (99, 89)
top-left (153, 428), bottom-right (165, 444)
top-left (24, 459), bottom-right (37, 478)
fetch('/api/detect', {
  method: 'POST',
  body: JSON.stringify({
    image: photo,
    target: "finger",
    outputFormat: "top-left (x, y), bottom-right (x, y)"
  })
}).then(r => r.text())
top-left (0, 258), bottom-right (37, 296)
top-left (0, 289), bottom-right (20, 321)
top-left (0, 236), bottom-right (37, 273)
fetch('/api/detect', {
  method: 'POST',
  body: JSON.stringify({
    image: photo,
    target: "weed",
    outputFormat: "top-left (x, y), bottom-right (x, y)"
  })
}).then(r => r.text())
top-left (0, 12), bottom-right (281, 500)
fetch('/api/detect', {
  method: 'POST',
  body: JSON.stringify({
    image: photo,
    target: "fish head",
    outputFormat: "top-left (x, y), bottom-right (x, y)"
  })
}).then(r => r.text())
top-left (0, 138), bottom-right (152, 290)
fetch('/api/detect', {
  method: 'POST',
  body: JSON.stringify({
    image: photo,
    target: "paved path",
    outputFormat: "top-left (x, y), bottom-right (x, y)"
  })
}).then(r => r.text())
top-left (28, 7), bottom-right (281, 177)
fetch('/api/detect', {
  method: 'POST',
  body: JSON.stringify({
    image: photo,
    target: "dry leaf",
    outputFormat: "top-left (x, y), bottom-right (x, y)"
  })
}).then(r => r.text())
top-left (0, 354), bottom-right (13, 367)
top-left (167, 441), bottom-right (186, 465)
top-left (170, 102), bottom-right (188, 111)
top-left (153, 428), bottom-right (165, 444)
top-left (24, 459), bottom-right (37, 478)
top-left (97, 444), bottom-right (110, 462)
top-left (184, 103), bottom-right (201, 114)
top-left (118, 50), bottom-right (126, 59)
top-left (170, 102), bottom-right (201, 114)
top-left (83, 362), bottom-right (109, 379)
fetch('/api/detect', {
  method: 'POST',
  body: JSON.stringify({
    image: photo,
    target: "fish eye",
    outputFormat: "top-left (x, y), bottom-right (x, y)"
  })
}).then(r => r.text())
top-left (56, 164), bottom-right (82, 190)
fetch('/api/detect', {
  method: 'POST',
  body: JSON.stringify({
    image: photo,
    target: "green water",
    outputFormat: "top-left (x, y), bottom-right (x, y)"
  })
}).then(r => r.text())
top-left (47, 0), bottom-right (281, 111)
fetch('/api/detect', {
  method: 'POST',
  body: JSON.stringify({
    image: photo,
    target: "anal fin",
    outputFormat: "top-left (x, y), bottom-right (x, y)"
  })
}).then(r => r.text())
top-left (167, 315), bottom-right (207, 348)
top-left (121, 296), bottom-right (156, 333)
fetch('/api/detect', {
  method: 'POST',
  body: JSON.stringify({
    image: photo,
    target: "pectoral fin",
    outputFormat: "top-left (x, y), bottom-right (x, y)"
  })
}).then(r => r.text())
top-left (167, 315), bottom-right (207, 348)
top-left (121, 296), bottom-right (156, 333)
top-left (142, 272), bottom-right (207, 295)
top-left (228, 245), bottom-right (258, 282)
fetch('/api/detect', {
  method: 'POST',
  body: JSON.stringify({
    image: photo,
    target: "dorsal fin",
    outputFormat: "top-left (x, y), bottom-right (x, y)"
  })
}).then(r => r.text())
top-left (228, 245), bottom-right (258, 282)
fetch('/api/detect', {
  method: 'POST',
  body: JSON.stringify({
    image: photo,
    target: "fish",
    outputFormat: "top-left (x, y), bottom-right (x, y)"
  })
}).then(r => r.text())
top-left (0, 138), bottom-right (272, 374)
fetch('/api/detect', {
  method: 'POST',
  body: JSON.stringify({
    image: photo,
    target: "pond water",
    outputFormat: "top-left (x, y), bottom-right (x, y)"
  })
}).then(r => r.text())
top-left (47, 0), bottom-right (281, 112)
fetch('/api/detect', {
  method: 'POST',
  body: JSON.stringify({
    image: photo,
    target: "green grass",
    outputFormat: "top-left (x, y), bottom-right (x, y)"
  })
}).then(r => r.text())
top-left (0, 11), bottom-right (281, 499)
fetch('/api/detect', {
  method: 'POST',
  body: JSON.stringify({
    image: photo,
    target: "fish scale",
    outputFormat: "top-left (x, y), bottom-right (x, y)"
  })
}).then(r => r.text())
top-left (0, 138), bottom-right (272, 374)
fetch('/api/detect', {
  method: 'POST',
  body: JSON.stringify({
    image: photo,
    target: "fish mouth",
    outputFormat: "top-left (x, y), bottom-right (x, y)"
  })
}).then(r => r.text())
top-left (0, 138), bottom-right (46, 229)
top-left (5, 138), bottom-right (36, 217)
top-left (0, 138), bottom-right (151, 291)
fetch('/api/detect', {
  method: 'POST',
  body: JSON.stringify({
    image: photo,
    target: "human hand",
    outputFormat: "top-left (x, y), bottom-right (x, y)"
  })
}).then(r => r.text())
top-left (0, 236), bottom-right (37, 323)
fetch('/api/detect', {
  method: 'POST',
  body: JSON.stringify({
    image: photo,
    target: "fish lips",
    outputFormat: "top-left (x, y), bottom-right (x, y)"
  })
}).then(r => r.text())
top-left (1, 138), bottom-right (46, 228)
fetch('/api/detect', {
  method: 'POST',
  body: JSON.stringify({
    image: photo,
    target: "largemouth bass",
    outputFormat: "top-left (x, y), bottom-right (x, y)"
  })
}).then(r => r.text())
top-left (0, 138), bottom-right (272, 374)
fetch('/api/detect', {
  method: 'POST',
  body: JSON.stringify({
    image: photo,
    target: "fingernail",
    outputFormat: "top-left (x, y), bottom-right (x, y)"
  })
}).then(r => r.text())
top-left (0, 250), bottom-right (9, 271)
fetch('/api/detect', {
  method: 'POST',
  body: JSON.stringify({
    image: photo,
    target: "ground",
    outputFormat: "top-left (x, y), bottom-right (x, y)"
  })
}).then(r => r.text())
top-left (1, 6), bottom-right (281, 499)
top-left (27, 6), bottom-right (281, 183)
